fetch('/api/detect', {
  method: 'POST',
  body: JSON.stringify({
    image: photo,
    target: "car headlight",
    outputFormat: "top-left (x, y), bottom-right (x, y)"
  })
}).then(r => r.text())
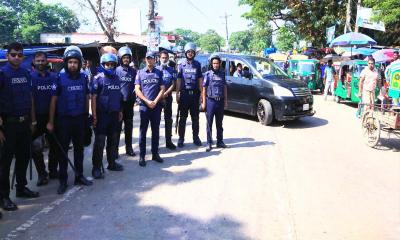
top-left (273, 86), bottom-right (294, 97)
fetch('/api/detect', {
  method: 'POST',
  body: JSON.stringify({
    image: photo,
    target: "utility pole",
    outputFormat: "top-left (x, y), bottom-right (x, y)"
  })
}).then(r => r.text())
top-left (147, 0), bottom-right (159, 51)
top-left (148, 0), bottom-right (156, 32)
top-left (220, 12), bottom-right (232, 51)
top-left (355, 0), bottom-right (362, 32)
top-left (344, 0), bottom-right (352, 34)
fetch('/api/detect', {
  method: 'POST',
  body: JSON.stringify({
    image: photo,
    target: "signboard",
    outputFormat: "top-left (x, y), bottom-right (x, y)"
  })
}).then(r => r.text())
top-left (326, 25), bottom-right (336, 44)
top-left (356, 6), bottom-right (385, 32)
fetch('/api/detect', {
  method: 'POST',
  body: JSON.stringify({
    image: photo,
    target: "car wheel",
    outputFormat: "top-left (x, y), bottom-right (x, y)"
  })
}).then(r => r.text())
top-left (257, 99), bottom-right (273, 125)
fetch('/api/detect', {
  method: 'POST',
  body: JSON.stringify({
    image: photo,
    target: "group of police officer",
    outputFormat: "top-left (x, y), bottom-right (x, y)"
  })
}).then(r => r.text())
top-left (0, 41), bottom-right (228, 219)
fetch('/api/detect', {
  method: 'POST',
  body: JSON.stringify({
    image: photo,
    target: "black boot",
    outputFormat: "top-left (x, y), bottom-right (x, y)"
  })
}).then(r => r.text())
top-left (193, 137), bottom-right (202, 146)
top-left (126, 147), bottom-right (136, 156)
top-left (92, 168), bottom-right (104, 179)
top-left (57, 182), bottom-right (68, 195)
top-left (107, 162), bottom-right (124, 171)
top-left (152, 153), bottom-right (164, 163)
top-left (166, 142), bottom-right (176, 150)
top-left (36, 174), bottom-right (49, 186)
top-left (217, 142), bottom-right (228, 148)
top-left (139, 156), bottom-right (146, 167)
top-left (206, 144), bottom-right (212, 152)
top-left (177, 138), bottom-right (184, 148)
top-left (74, 176), bottom-right (93, 186)
top-left (0, 197), bottom-right (18, 211)
top-left (16, 187), bottom-right (40, 198)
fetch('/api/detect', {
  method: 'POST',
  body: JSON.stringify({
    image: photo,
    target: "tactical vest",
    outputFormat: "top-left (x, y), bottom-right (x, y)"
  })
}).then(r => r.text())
top-left (96, 74), bottom-right (121, 113)
top-left (56, 72), bottom-right (87, 116)
top-left (180, 60), bottom-right (200, 90)
top-left (116, 66), bottom-right (136, 101)
top-left (0, 66), bottom-right (31, 116)
top-left (206, 70), bottom-right (225, 98)
top-left (32, 71), bottom-right (56, 115)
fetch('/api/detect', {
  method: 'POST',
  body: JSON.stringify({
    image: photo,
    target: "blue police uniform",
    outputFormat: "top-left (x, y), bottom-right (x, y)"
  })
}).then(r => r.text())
top-left (135, 67), bottom-right (164, 158)
top-left (90, 72), bottom-right (123, 174)
top-left (203, 69), bottom-right (226, 146)
top-left (52, 71), bottom-right (89, 184)
top-left (115, 65), bottom-right (137, 154)
top-left (0, 63), bottom-right (33, 197)
top-left (31, 70), bottom-right (58, 181)
top-left (177, 58), bottom-right (203, 144)
top-left (156, 64), bottom-right (176, 146)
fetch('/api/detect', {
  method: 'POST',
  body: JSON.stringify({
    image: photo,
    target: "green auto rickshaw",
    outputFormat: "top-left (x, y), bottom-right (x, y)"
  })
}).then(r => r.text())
top-left (288, 58), bottom-right (322, 91)
top-left (334, 60), bottom-right (380, 103)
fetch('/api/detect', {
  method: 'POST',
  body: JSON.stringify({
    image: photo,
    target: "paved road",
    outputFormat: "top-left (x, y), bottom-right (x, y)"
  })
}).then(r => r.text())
top-left (1, 95), bottom-right (399, 240)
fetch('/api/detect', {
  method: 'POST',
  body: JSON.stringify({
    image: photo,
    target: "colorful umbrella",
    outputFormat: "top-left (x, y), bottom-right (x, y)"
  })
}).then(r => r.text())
top-left (329, 32), bottom-right (377, 47)
top-left (366, 49), bottom-right (396, 63)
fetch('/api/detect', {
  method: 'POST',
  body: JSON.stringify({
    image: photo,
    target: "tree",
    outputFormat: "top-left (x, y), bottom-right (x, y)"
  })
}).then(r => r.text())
top-left (81, 0), bottom-right (118, 42)
top-left (174, 28), bottom-right (201, 47)
top-left (197, 29), bottom-right (224, 53)
top-left (362, 0), bottom-right (400, 45)
top-left (249, 25), bottom-right (273, 53)
top-left (229, 30), bottom-right (252, 53)
top-left (239, 0), bottom-right (346, 47)
top-left (0, 1), bottom-right (79, 44)
top-left (276, 26), bottom-right (297, 51)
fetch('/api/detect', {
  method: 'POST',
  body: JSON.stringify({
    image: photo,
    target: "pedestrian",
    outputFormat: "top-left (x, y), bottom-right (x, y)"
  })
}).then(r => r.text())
top-left (91, 53), bottom-right (124, 179)
top-left (135, 51), bottom-right (165, 167)
top-left (201, 54), bottom-right (228, 152)
top-left (233, 63), bottom-right (242, 77)
top-left (157, 50), bottom-right (177, 150)
top-left (0, 42), bottom-right (39, 213)
top-left (116, 46), bottom-right (137, 157)
top-left (384, 51), bottom-right (400, 107)
top-left (323, 60), bottom-right (336, 100)
top-left (31, 51), bottom-right (59, 186)
top-left (82, 60), bottom-right (92, 81)
top-left (47, 46), bottom-right (93, 195)
top-left (176, 42), bottom-right (203, 148)
top-left (359, 58), bottom-right (379, 110)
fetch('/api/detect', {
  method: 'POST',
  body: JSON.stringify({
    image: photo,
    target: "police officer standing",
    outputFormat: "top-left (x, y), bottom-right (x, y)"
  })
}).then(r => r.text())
top-left (157, 50), bottom-right (177, 150)
top-left (116, 46), bottom-right (137, 156)
top-left (176, 42), bottom-right (203, 148)
top-left (135, 51), bottom-right (165, 167)
top-left (47, 46), bottom-right (93, 194)
top-left (31, 51), bottom-right (59, 186)
top-left (91, 53), bottom-right (124, 179)
top-left (201, 54), bottom-right (228, 152)
top-left (0, 42), bottom-right (39, 212)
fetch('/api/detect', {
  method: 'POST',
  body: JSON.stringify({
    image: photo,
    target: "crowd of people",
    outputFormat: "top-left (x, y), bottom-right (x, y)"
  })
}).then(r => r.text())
top-left (0, 42), bottom-right (228, 219)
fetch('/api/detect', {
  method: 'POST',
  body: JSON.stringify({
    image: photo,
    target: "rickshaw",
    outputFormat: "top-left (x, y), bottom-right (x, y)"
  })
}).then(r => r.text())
top-left (295, 59), bottom-right (322, 91)
top-left (287, 54), bottom-right (308, 79)
top-left (334, 60), bottom-right (380, 103)
top-left (269, 53), bottom-right (288, 71)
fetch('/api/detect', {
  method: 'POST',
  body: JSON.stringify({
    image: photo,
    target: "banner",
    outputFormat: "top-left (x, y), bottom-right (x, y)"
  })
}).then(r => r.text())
top-left (326, 25), bottom-right (336, 44)
top-left (356, 6), bottom-right (385, 32)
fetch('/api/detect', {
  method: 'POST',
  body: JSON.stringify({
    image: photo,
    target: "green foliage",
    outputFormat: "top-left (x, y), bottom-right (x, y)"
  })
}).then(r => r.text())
top-left (229, 30), bottom-right (252, 53)
top-left (174, 28), bottom-right (201, 47)
top-left (0, 0), bottom-right (79, 44)
top-left (239, 0), bottom-right (346, 47)
top-left (197, 29), bottom-right (225, 53)
top-left (276, 26), bottom-right (297, 51)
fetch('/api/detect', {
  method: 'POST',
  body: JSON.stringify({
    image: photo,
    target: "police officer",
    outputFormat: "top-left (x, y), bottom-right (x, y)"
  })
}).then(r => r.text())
top-left (202, 54), bottom-right (228, 152)
top-left (47, 46), bottom-right (93, 194)
top-left (176, 42), bottom-right (203, 148)
top-left (157, 50), bottom-right (177, 150)
top-left (31, 51), bottom-right (59, 186)
top-left (116, 46), bottom-right (137, 156)
top-left (0, 42), bottom-right (40, 212)
top-left (135, 51), bottom-right (165, 167)
top-left (91, 53), bottom-right (124, 179)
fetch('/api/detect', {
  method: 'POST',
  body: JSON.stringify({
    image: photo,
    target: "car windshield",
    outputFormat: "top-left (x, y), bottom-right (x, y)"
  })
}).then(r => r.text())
top-left (247, 57), bottom-right (288, 78)
top-left (298, 62), bottom-right (315, 73)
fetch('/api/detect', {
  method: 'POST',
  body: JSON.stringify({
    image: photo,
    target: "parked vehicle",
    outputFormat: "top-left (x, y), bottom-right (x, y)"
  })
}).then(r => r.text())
top-left (290, 59), bottom-right (323, 91)
top-left (200, 53), bottom-right (315, 125)
top-left (334, 60), bottom-right (380, 103)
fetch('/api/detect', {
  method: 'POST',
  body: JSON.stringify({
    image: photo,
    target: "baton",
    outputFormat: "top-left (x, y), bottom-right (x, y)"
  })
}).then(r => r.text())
top-left (48, 131), bottom-right (78, 175)
top-left (175, 102), bottom-right (180, 135)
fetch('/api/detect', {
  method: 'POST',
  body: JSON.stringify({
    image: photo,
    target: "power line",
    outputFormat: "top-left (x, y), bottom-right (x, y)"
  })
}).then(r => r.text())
top-left (220, 12), bottom-right (232, 49)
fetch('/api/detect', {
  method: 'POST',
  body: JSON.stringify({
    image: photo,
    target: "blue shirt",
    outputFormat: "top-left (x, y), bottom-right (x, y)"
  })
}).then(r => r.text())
top-left (116, 65), bottom-right (137, 101)
top-left (135, 67), bottom-right (164, 107)
top-left (203, 69), bottom-right (226, 98)
top-left (31, 70), bottom-right (57, 115)
top-left (90, 72), bottom-right (122, 113)
top-left (177, 59), bottom-right (202, 90)
top-left (156, 65), bottom-right (176, 90)
top-left (0, 63), bottom-right (32, 116)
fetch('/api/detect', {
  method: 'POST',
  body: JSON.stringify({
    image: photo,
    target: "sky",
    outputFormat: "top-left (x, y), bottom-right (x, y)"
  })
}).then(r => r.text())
top-left (42, 0), bottom-right (252, 38)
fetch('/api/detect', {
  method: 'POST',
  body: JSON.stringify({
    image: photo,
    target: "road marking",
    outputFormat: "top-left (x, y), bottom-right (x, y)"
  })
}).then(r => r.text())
top-left (3, 186), bottom-right (80, 240)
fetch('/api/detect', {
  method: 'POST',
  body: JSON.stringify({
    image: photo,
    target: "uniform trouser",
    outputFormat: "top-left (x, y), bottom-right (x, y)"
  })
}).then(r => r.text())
top-left (139, 105), bottom-right (161, 157)
top-left (92, 112), bottom-right (121, 169)
top-left (119, 99), bottom-right (134, 151)
top-left (162, 95), bottom-right (173, 144)
top-left (324, 80), bottom-right (335, 98)
top-left (0, 120), bottom-right (31, 197)
top-left (206, 98), bottom-right (224, 145)
top-left (178, 91), bottom-right (200, 141)
top-left (32, 114), bottom-right (58, 177)
top-left (56, 114), bottom-right (86, 184)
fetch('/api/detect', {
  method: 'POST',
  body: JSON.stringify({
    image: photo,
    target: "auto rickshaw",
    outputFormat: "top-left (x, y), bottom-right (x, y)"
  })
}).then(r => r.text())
top-left (334, 60), bottom-right (380, 103)
top-left (296, 59), bottom-right (322, 91)
top-left (287, 54), bottom-right (309, 79)
top-left (269, 53), bottom-right (288, 71)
